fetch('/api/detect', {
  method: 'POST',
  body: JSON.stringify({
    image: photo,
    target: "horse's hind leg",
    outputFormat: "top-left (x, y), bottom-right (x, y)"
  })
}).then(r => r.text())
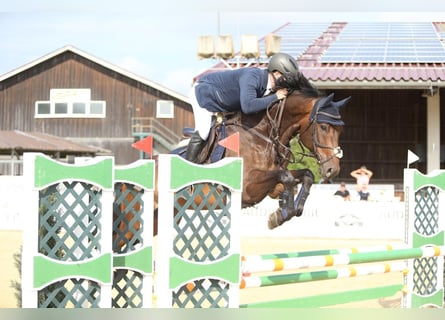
top-left (268, 169), bottom-right (314, 229)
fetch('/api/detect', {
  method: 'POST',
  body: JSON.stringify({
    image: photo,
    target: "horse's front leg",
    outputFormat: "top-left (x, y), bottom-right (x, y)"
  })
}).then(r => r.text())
top-left (290, 169), bottom-right (314, 217)
top-left (268, 169), bottom-right (314, 229)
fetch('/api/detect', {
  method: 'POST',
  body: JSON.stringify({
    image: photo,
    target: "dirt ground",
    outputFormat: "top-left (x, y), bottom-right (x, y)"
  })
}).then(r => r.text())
top-left (1, 231), bottom-right (403, 308)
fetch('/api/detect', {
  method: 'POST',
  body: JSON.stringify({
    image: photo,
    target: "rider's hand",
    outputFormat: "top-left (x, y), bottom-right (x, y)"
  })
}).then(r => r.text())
top-left (276, 88), bottom-right (288, 100)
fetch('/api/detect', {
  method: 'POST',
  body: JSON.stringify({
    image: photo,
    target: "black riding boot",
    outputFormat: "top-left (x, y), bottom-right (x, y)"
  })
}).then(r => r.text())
top-left (185, 131), bottom-right (206, 163)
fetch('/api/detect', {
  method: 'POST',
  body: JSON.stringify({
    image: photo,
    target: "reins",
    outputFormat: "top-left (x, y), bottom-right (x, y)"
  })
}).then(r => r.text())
top-left (265, 98), bottom-right (295, 165)
top-left (228, 93), bottom-right (343, 167)
top-left (266, 95), bottom-right (343, 166)
top-left (230, 97), bottom-right (315, 167)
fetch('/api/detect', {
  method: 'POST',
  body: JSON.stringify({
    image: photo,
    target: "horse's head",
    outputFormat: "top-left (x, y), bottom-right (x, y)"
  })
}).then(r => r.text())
top-left (298, 93), bottom-right (350, 180)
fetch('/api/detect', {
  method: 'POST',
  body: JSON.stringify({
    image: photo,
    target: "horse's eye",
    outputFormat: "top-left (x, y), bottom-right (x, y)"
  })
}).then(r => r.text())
top-left (320, 124), bottom-right (328, 132)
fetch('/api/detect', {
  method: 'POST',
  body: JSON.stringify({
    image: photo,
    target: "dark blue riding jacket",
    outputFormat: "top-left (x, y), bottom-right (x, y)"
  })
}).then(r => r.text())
top-left (195, 68), bottom-right (279, 113)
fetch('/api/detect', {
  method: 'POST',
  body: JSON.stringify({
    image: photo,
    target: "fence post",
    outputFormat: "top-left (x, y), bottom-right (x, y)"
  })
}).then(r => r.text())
top-left (156, 154), bottom-right (242, 307)
top-left (404, 168), bottom-right (445, 308)
top-left (22, 153), bottom-right (115, 307)
top-left (113, 160), bottom-right (155, 307)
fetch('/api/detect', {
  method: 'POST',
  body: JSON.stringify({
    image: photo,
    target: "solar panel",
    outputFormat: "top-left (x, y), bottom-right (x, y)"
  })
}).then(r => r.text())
top-left (320, 22), bottom-right (445, 63)
top-left (228, 23), bottom-right (330, 63)
top-left (264, 23), bottom-right (331, 59)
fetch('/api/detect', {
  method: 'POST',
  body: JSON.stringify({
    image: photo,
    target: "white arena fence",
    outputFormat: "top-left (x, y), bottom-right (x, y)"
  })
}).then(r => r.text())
top-left (2, 177), bottom-right (404, 239)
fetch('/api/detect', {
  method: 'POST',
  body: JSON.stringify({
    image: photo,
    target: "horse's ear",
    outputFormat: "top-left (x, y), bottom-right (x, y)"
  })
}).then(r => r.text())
top-left (317, 93), bottom-right (334, 109)
top-left (326, 92), bottom-right (335, 103)
top-left (335, 96), bottom-right (351, 109)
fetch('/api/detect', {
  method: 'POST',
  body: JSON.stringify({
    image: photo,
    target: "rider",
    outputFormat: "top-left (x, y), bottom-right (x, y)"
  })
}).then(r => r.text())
top-left (185, 52), bottom-right (299, 163)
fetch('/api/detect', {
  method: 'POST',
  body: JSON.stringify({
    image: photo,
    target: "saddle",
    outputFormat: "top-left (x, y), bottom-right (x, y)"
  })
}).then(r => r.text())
top-left (197, 112), bottom-right (241, 164)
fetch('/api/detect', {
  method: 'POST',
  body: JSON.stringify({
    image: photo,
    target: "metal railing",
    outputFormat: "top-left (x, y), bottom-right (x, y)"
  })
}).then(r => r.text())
top-left (131, 117), bottom-right (182, 152)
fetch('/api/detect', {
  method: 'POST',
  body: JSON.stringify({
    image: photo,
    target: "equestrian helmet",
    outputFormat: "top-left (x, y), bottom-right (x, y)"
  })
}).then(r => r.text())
top-left (268, 52), bottom-right (299, 74)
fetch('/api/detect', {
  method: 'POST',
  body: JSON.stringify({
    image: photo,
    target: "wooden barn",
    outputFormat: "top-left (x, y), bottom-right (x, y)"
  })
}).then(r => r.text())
top-left (0, 45), bottom-right (193, 174)
top-left (198, 21), bottom-right (445, 189)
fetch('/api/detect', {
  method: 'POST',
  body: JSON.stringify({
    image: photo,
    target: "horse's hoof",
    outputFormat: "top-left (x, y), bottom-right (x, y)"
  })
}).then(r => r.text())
top-left (268, 209), bottom-right (283, 229)
top-left (296, 206), bottom-right (304, 217)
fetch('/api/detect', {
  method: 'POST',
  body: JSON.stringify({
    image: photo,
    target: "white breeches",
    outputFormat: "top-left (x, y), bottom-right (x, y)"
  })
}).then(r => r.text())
top-left (189, 84), bottom-right (213, 141)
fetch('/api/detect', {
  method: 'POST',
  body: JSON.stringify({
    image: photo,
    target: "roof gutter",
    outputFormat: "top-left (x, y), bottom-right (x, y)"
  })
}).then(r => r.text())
top-left (312, 80), bottom-right (445, 90)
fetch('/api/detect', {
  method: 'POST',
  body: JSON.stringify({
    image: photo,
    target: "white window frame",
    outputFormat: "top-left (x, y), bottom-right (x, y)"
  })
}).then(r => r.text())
top-left (35, 100), bottom-right (106, 118)
top-left (156, 100), bottom-right (174, 118)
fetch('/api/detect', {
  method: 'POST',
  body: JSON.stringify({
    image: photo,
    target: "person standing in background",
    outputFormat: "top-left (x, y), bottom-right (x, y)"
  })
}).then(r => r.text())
top-left (350, 166), bottom-right (373, 191)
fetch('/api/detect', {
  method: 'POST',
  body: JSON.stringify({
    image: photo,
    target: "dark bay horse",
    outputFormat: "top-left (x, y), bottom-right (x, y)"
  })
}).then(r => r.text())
top-left (114, 73), bottom-right (349, 243)
top-left (190, 75), bottom-right (349, 229)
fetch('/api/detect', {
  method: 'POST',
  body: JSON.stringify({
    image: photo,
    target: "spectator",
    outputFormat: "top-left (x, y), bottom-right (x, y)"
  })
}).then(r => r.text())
top-left (350, 166), bottom-right (373, 191)
top-left (358, 184), bottom-right (370, 201)
top-left (334, 182), bottom-right (350, 201)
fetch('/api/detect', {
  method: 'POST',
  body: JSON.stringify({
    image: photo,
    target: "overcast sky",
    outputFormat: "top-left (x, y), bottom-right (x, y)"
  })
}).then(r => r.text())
top-left (1, 1), bottom-right (445, 96)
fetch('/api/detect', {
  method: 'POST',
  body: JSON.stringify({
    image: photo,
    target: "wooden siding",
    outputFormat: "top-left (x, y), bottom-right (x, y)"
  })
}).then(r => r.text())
top-left (0, 51), bottom-right (194, 164)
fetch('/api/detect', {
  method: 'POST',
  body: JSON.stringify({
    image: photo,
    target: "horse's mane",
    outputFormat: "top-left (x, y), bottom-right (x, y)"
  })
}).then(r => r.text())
top-left (288, 72), bottom-right (321, 98)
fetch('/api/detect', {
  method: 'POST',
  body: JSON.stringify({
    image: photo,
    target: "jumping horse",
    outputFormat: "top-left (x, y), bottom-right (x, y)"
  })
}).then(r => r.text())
top-left (113, 72), bottom-right (349, 244)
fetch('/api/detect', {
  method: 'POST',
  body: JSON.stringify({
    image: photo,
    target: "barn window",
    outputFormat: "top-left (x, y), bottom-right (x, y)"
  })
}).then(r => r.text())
top-left (73, 102), bottom-right (86, 114)
top-left (35, 89), bottom-right (106, 118)
top-left (35, 101), bottom-right (106, 118)
top-left (37, 103), bottom-right (51, 114)
top-left (90, 102), bottom-right (104, 115)
top-left (55, 102), bottom-right (68, 114)
top-left (156, 100), bottom-right (174, 118)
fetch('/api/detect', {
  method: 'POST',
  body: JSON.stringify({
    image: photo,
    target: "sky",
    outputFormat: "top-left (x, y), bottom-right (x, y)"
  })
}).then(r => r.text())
top-left (1, 1), bottom-right (445, 96)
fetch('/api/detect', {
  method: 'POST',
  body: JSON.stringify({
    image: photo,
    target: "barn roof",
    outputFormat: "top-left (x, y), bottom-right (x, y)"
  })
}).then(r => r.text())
top-left (200, 21), bottom-right (445, 90)
top-left (0, 45), bottom-right (189, 103)
top-left (0, 130), bottom-right (111, 156)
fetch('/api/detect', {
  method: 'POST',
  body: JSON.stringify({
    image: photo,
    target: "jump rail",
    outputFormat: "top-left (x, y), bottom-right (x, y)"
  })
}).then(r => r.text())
top-left (239, 169), bottom-right (445, 308)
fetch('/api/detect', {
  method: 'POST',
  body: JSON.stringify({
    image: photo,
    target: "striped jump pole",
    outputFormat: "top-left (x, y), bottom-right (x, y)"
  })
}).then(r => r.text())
top-left (246, 243), bottom-right (408, 260)
top-left (241, 261), bottom-right (407, 289)
top-left (243, 245), bottom-right (444, 275)
top-left (242, 243), bottom-right (408, 274)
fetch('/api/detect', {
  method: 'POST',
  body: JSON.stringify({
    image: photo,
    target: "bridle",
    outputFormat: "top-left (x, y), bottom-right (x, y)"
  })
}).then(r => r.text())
top-left (295, 98), bottom-right (344, 165)
top-left (232, 94), bottom-right (343, 167)
top-left (266, 95), bottom-right (343, 166)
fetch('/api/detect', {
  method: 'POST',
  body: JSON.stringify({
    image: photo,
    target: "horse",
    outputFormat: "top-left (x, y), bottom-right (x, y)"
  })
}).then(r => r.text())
top-left (113, 72), bottom-right (349, 245)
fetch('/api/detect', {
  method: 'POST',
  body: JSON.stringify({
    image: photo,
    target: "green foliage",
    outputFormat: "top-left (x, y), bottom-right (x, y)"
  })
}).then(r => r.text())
top-left (287, 137), bottom-right (322, 183)
top-left (10, 248), bottom-right (22, 307)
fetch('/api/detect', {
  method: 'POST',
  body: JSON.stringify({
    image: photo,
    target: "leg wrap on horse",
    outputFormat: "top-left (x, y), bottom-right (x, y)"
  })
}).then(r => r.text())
top-left (268, 189), bottom-right (295, 229)
top-left (268, 169), bottom-right (314, 229)
top-left (294, 169), bottom-right (314, 216)
top-left (293, 186), bottom-right (305, 217)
